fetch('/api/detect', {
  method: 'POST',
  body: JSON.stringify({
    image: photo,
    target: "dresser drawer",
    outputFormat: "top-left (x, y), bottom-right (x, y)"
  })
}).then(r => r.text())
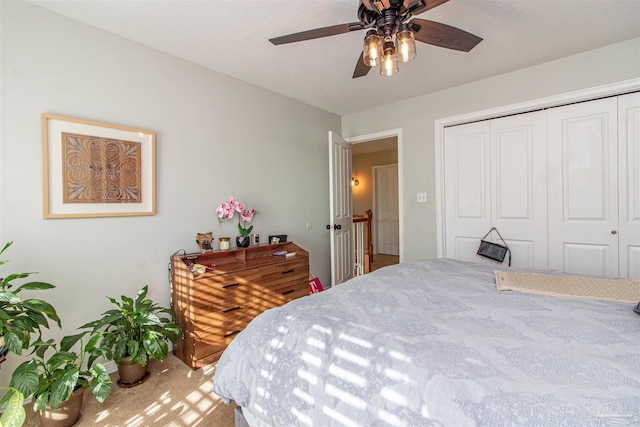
top-left (261, 259), bottom-right (308, 288)
top-left (191, 273), bottom-right (260, 307)
top-left (191, 317), bottom-right (252, 359)
top-left (262, 278), bottom-right (309, 309)
top-left (190, 301), bottom-right (260, 334)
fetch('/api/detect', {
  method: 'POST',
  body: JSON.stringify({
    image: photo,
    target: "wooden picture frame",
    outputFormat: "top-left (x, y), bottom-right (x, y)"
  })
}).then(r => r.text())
top-left (196, 232), bottom-right (214, 253)
top-left (42, 114), bottom-right (156, 218)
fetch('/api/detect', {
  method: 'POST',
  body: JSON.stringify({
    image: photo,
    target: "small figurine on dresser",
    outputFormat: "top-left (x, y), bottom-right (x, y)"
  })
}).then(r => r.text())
top-left (196, 232), bottom-right (214, 253)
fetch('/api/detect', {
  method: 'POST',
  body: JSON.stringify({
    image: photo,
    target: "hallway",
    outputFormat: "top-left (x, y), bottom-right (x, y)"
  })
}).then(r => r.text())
top-left (370, 254), bottom-right (399, 272)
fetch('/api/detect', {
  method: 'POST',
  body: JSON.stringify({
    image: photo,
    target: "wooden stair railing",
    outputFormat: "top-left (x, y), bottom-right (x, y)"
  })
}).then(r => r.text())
top-left (353, 210), bottom-right (373, 275)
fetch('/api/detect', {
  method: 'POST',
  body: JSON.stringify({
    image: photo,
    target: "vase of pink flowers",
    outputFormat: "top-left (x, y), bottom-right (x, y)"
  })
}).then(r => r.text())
top-left (216, 197), bottom-right (258, 248)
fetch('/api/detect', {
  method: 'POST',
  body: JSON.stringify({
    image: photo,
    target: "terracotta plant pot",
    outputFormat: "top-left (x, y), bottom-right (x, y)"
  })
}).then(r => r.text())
top-left (117, 357), bottom-right (149, 387)
top-left (38, 387), bottom-right (85, 427)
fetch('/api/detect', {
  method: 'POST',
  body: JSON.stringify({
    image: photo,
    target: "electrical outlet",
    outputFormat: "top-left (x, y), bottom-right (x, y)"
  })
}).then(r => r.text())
top-left (417, 192), bottom-right (428, 203)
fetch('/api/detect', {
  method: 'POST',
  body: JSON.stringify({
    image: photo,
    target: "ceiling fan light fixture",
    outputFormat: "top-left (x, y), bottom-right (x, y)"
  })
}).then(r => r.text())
top-left (396, 24), bottom-right (416, 63)
top-left (380, 41), bottom-right (398, 76)
top-left (270, 0), bottom-right (483, 79)
top-left (363, 30), bottom-right (383, 66)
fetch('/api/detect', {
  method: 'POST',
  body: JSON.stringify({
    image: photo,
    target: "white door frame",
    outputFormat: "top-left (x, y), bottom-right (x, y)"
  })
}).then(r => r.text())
top-left (434, 78), bottom-right (640, 257)
top-left (346, 128), bottom-right (404, 263)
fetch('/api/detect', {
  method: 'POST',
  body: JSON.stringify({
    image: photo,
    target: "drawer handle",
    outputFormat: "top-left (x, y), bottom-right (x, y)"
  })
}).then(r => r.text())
top-left (223, 283), bottom-right (240, 289)
top-left (282, 290), bottom-right (295, 295)
top-left (224, 330), bottom-right (241, 338)
top-left (223, 306), bottom-right (241, 313)
top-left (281, 269), bottom-right (295, 275)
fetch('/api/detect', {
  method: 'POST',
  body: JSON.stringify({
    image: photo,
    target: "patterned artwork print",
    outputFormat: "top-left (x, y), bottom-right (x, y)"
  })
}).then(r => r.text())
top-left (62, 132), bottom-right (142, 203)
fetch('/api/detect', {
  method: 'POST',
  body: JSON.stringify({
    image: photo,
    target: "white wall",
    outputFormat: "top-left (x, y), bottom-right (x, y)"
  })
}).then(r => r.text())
top-left (0, 0), bottom-right (339, 379)
top-left (342, 37), bottom-right (640, 262)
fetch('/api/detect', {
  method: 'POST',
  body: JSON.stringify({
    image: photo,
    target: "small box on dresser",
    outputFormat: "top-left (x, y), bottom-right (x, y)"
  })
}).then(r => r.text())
top-left (170, 242), bottom-right (309, 369)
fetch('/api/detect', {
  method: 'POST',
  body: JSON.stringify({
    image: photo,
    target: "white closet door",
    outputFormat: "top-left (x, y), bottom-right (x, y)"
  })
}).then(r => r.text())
top-left (444, 121), bottom-right (491, 261)
top-left (547, 97), bottom-right (619, 277)
top-left (618, 92), bottom-right (640, 279)
top-left (491, 111), bottom-right (547, 269)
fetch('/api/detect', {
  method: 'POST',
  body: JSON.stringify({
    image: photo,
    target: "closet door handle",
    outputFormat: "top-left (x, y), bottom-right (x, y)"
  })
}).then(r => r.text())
top-left (611, 230), bottom-right (617, 235)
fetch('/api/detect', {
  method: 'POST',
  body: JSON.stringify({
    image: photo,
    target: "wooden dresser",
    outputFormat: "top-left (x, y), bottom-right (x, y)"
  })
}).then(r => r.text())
top-left (170, 242), bottom-right (309, 369)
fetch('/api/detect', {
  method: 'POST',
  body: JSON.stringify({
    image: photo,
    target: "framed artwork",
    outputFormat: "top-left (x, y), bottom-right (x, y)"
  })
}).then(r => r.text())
top-left (42, 114), bottom-right (156, 218)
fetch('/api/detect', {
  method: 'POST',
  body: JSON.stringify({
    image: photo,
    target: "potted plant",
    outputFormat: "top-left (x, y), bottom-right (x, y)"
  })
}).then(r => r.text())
top-left (0, 241), bottom-right (62, 426)
top-left (81, 285), bottom-right (182, 387)
top-left (216, 196), bottom-right (258, 248)
top-left (0, 386), bottom-right (26, 427)
top-left (0, 241), bottom-right (61, 359)
top-left (9, 333), bottom-right (112, 427)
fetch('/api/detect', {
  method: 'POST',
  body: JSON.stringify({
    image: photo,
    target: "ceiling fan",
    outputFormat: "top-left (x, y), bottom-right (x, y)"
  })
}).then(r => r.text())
top-left (269, 0), bottom-right (482, 78)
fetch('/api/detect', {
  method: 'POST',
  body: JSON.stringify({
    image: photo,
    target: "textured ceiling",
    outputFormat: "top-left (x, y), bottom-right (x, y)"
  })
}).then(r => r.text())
top-left (26, 0), bottom-right (640, 116)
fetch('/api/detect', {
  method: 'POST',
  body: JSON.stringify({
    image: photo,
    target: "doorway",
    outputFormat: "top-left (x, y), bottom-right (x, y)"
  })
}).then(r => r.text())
top-left (350, 134), bottom-right (401, 270)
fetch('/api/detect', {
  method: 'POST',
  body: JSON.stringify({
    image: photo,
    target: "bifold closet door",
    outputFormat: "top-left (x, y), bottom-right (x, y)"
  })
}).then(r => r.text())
top-left (443, 121), bottom-right (491, 262)
top-left (618, 92), bottom-right (640, 279)
top-left (443, 111), bottom-right (547, 268)
top-left (547, 97), bottom-right (619, 277)
top-left (490, 111), bottom-right (547, 269)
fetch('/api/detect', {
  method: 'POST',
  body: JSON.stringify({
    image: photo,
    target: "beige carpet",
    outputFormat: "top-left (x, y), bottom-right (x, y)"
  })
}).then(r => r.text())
top-left (495, 270), bottom-right (640, 303)
top-left (23, 355), bottom-right (235, 427)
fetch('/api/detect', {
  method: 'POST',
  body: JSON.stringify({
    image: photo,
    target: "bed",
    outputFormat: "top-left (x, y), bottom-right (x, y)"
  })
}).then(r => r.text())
top-left (212, 259), bottom-right (640, 426)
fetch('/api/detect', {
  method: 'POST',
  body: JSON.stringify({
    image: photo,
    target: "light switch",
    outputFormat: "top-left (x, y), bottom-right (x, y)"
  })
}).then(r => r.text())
top-left (417, 192), bottom-right (427, 203)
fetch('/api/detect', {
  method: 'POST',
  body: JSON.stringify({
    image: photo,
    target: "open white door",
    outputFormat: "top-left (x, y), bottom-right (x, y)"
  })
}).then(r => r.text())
top-left (328, 131), bottom-right (354, 286)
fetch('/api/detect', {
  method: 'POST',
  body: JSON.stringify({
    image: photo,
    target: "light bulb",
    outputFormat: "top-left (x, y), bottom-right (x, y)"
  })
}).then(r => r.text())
top-left (363, 30), bottom-right (383, 67)
top-left (396, 25), bottom-right (416, 63)
top-left (380, 41), bottom-right (398, 76)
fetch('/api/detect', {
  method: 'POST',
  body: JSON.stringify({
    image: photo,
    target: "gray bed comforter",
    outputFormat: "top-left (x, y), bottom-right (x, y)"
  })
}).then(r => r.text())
top-left (213, 259), bottom-right (640, 426)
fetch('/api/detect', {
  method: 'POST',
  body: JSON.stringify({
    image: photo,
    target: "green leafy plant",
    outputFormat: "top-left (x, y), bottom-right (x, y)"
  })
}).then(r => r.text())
top-left (9, 333), bottom-right (111, 412)
top-left (81, 285), bottom-right (183, 367)
top-left (0, 241), bottom-right (61, 356)
top-left (0, 386), bottom-right (26, 427)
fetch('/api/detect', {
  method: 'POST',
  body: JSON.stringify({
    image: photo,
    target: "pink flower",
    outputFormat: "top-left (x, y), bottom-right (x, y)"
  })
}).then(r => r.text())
top-left (226, 197), bottom-right (243, 213)
top-left (216, 197), bottom-right (259, 236)
top-left (216, 201), bottom-right (237, 223)
top-left (240, 209), bottom-right (255, 223)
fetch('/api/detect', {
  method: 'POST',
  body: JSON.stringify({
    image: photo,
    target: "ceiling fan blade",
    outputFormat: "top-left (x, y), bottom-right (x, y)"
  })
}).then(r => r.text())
top-left (402, 0), bottom-right (450, 17)
top-left (269, 22), bottom-right (364, 45)
top-left (410, 18), bottom-right (482, 52)
top-left (353, 52), bottom-right (372, 78)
